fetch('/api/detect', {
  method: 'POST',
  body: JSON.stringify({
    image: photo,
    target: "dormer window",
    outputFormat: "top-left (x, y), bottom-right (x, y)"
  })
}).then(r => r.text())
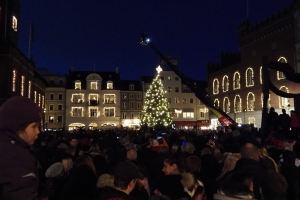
top-left (75, 80), bottom-right (81, 90)
top-left (107, 81), bottom-right (113, 89)
top-left (91, 81), bottom-right (97, 90)
top-left (129, 84), bottom-right (134, 90)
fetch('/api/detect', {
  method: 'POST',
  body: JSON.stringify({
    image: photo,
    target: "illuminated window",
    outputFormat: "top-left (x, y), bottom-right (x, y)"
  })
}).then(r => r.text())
top-left (214, 99), bottom-right (219, 107)
top-left (183, 112), bottom-right (194, 118)
top-left (122, 102), bottom-right (126, 109)
top-left (104, 107), bottom-right (115, 117)
top-left (223, 97), bottom-right (230, 113)
top-left (28, 81), bottom-right (31, 98)
top-left (38, 94), bottom-right (41, 107)
top-left (236, 118), bottom-right (242, 124)
top-left (175, 98), bottom-right (180, 104)
top-left (122, 94), bottom-right (127, 99)
top-left (222, 75), bottom-right (229, 92)
top-left (91, 81), bottom-right (97, 90)
top-left (168, 76), bottom-right (172, 80)
top-left (12, 15), bottom-right (17, 32)
top-left (168, 87), bottom-right (172, 92)
top-left (12, 70), bottom-right (16, 92)
top-left (246, 68), bottom-right (254, 87)
top-left (107, 81), bottom-right (113, 89)
top-left (260, 67), bottom-right (262, 84)
top-left (21, 76), bottom-right (25, 96)
top-left (34, 91), bottom-right (37, 103)
top-left (279, 86), bottom-right (290, 108)
top-left (89, 108), bottom-right (98, 117)
top-left (72, 107), bottom-right (83, 117)
top-left (248, 117), bottom-right (256, 125)
top-left (261, 93), bottom-right (271, 108)
top-left (247, 92), bottom-right (255, 111)
top-left (42, 95), bottom-right (44, 108)
top-left (122, 112), bottom-right (126, 119)
top-left (277, 57), bottom-right (287, 80)
top-left (213, 78), bottom-right (219, 94)
top-left (234, 95), bottom-right (242, 113)
top-left (72, 94), bottom-right (84, 103)
top-left (75, 81), bottom-right (81, 90)
top-left (233, 72), bottom-right (240, 90)
top-left (183, 98), bottom-right (187, 104)
top-left (129, 84), bottom-right (134, 90)
top-left (48, 116), bottom-right (54, 123)
top-left (104, 94), bottom-right (115, 104)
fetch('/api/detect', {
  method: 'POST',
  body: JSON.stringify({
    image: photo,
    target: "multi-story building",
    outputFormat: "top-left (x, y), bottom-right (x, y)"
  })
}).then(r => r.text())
top-left (141, 67), bottom-right (209, 129)
top-left (0, 0), bottom-right (47, 107)
top-left (37, 68), bottom-right (66, 130)
top-left (65, 68), bottom-right (121, 130)
top-left (208, 2), bottom-right (300, 128)
top-left (120, 80), bottom-right (143, 128)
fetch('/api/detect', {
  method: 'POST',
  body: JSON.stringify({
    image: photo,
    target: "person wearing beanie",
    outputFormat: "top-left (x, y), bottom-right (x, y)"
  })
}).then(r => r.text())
top-left (0, 96), bottom-right (42, 199)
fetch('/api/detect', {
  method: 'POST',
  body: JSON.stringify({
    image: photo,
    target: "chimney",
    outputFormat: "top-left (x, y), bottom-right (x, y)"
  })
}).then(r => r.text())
top-left (115, 66), bottom-right (119, 73)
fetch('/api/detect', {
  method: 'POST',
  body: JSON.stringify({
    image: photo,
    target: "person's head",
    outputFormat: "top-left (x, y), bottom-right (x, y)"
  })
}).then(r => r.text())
top-left (113, 161), bottom-right (143, 194)
top-left (282, 150), bottom-right (296, 165)
top-left (69, 137), bottom-right (78, 147)
top-left (261, 170), bottom-right (287, 200)
top-left (240, 143), bottom-right (258, 160)
top-left (222, 155), bottom-right (239, 174)
top-left (89, 143), bottom-right (100, 152)
top-left (163, 153), bottom-right (186, 175)
top-left (159, 146), bottom-right (169, 154)
top-left (0, 96), bottom-right (42, 145)
top-left (181, 142), bottom-right (195, 155)
top-left (127, 148), bottom-right (137, 161)
top-left (282, 109), bottom-right (286, 114)
top-left (269, 107), bottom-right (275, 113)
top-left (62, 157), bottom-right (73, 172)
top-left (217, 171), bottom-right (253, 197)
top-left (65, 145), bottom-right (76, 156)
top-left (186, 156), bottom-right (201, 173)
top-left (282, 143), bottom-right (293, 151)
top-left (74, 155), bottom-right (96, 174)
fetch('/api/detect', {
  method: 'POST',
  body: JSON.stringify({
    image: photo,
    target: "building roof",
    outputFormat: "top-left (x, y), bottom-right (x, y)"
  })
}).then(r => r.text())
top-left (140, 75), bottom-right (154, 84)
top-left (66, 70), bottom-right (120, 90)
top-left (120, 80), bottom-right (142, 91)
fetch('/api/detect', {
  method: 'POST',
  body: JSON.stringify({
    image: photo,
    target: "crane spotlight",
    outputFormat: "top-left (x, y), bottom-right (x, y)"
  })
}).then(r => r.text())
top-left (140, 32), bottom-right (150, 45)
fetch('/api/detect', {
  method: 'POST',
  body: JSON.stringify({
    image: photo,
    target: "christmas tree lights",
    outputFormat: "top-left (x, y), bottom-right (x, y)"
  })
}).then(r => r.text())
top-left (141, 66), bottom-right (173, 129)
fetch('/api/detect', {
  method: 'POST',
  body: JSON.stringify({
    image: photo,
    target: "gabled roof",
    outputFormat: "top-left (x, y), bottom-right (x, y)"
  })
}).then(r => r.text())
top-left (120, 80), bottom-right (142, 91)
top-left (66, 71), bottom-right (120, 90)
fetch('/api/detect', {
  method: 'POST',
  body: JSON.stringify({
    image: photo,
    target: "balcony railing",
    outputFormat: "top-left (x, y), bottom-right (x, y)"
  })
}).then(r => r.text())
top-left (72, 99), bottom-right (84, 104)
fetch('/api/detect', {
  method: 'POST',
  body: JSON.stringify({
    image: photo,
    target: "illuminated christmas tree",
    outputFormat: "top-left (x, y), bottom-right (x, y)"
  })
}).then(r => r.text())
top-left (141, 66), bottom-right (173, 129)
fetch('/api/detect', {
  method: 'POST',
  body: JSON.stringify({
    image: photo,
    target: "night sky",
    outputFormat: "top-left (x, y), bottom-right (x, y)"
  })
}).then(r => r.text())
top-left (18, 0), bottom-right (292, 80)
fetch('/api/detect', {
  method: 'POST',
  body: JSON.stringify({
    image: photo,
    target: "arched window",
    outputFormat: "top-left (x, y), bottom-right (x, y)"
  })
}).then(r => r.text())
top-left (261, 93), bottom-right (271, 108)
top-left (279, 86), bottom-right (290, 108)
top-left (247, 92), bottom-right (255, 111)
top-left (222, 75), bottom-right (229, 92)
top-left (233, 72), bottom-right (240, 90)
top-left (234, 95), bottom-right (242, 113)
top-left (213, 79), bottom-right (219, 94)
top-left (260, 66), bottom-right (262, 84)
top-left (214, 99), bottom-right (220, 107)
top-left (223, 97), bottom-right (230, 113)
top-left (246, 68), bottom-right (254, 87)
top-left (277, 57), bottom-right (287, 80)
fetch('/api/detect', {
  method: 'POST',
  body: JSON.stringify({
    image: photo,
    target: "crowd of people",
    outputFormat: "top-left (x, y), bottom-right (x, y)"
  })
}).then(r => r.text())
top-left (1, 97), bottom-right (300, 200)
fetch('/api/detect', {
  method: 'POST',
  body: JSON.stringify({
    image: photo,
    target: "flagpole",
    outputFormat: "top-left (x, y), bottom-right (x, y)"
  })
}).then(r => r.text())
top-left (28, 22), bottom-right (32, 59)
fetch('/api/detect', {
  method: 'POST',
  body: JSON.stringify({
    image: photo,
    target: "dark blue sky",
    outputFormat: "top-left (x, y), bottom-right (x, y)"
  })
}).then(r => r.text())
top-left (18, 0), bottom-right (292, 80)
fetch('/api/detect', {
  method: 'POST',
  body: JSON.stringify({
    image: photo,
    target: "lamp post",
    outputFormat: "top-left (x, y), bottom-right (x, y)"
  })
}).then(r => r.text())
top-left (243, 109), bottom-right (246, 124)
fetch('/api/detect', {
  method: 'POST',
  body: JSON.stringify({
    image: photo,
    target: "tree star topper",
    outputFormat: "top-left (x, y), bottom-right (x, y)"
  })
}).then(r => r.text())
top-left (156, 65), bottom-right (162, 74)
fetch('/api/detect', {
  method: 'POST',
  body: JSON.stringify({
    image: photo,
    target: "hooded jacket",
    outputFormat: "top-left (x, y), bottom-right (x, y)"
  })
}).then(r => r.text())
top-left (0, 97), bottom-right (41, 200)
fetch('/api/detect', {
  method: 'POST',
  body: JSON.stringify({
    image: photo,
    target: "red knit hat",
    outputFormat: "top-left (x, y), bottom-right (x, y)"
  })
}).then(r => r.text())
top-left (0, 96), bottom-right (42, 134)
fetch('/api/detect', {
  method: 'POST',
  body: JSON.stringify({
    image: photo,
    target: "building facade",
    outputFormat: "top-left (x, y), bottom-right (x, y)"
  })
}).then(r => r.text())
top-left (141, 67), bottom-right (209, 129)
top-left (65, 69), bottom-right (121, 130)
top-left (208, 2), bottom-right (300, 128)
top-left (0, 0), bottom-right (47, 107)
top-left (120, 80), bottom-right (143, 128)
